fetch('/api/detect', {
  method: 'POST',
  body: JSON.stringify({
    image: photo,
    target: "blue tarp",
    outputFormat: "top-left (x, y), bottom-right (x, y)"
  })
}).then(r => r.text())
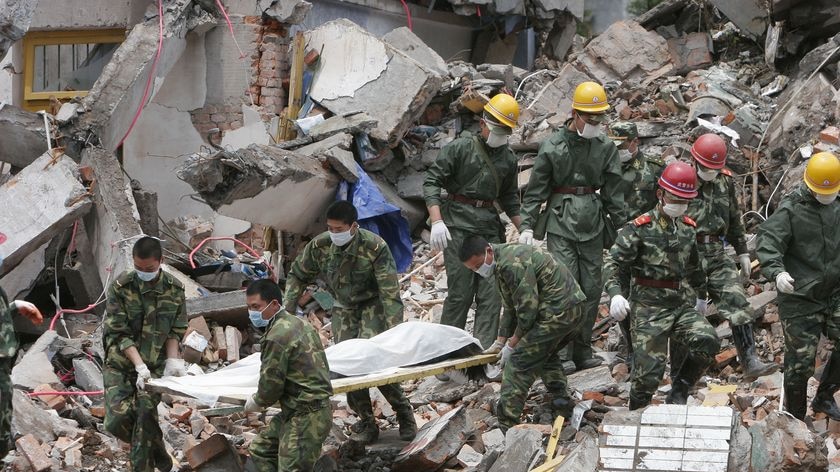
top-left (337, 164), bottom-right (413, 273)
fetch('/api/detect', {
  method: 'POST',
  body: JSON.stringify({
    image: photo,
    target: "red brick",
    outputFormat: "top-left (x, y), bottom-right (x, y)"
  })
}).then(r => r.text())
top-left (715, 346), bottom-right (738, 367)
top-left (210, 113), bottom-right (225, 122)
top-left (16, 434), bottom-right (52, 472)
top-left (243, 16), bottom-right (261, 24)
top-left (192, 113), bottom-right (211, 123)
top-left (186, 434), bottom-right (233, 469)
top-left (582, 391), bottom-right (605, 403)
top-left (170, 404), bottom-right (193, 423)
top-left (820, 126), bottom-right (840, 145)
top-left (34, 384), bottom-right (65, 411)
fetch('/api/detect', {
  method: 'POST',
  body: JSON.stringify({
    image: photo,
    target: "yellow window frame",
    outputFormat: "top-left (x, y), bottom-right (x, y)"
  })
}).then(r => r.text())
top-left (22, 29), bottom-right (125, 111)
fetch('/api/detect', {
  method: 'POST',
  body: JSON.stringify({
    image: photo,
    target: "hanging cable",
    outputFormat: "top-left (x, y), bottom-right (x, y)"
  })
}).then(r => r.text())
top-left (399, 0), bottom-right (414, 31)
top-left (215, 0), bottom-right (246, 58)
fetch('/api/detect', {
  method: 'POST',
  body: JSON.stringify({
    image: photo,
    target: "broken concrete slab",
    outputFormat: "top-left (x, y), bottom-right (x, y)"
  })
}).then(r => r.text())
top-left (488, 427), bottom-right (543, 472)
top-left (219, 105), bottom-right (271, 150)
top-left (527, 63), bottom-right (593, 119)
top-left (668, 32), bottom-right (714, 75)
top-left (296, 132), bottom-right (354, 157)
top-left (64, 0), bottom-right (214, 152)
top-left (0, 105), bottom-right (48, 169)
top-left (16, 434), bottom-right (53, 472)
top-left (0, 152), bottom-right (92, 277)
top-left (0, 0), bottom-right (39, 59)
top-left (186, 433), bottom-right (243, 471)
top-left (393, 406), bottom-right (468, 471)
top-left (325, 148), bottom-right (360, 183)
top-left (305, 19), bottom-right (443, 147)
top-left (396, 170), bottom-right (425, 201)
top-left (749, 290), bottom-right (777, 319)
top-left (709, 0), bottom-right (768, 41)
top-left (259, 0), bottom-right (311, 24)
top-left (11, 330), bottom-right (60, 389)
top-left (766, 72), bottom-right (837, 160)
top-left (568, 365), bottom-right (617, 394)
top-left (383, 27), bottom-right (449, 77)
top-left (178, 145), bottom-right (339, 235)
top-left (72, 357), bottom-right (104, 392)
top-left (0, 242), bottom-right (46, 300)
top-left (573, 20), bottom-right (673, 85)
top-left (749, 411), bottom-right (828, 471)
top-left (187, 290), bottom-right (247, 325)
top-left (369, 172), bottom-right (426, 231)
top-left (556, 433), bottom-right (598, 471)
top-left (309, 113), bottom-right (377, 142)
top-left (12, 390), bottom-right (83, 444)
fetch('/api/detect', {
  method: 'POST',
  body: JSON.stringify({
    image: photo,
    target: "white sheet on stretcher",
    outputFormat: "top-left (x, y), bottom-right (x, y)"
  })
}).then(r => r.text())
top-left (147, 321), bottom-right (481, 405)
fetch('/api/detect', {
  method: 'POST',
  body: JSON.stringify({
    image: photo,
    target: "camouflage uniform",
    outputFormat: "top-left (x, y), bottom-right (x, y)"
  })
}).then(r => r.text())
top-left (249, 312), bottom-right (333, 471)
top-left (756, 184), bottom-right (840, 418)
top-left (284, 229), bottom-right (413, 430)
top-left (0, 287), bottom-right (20, 456)
top-left (520, 124), bottom-right (625, 366)
top-left (423, 132), bottom-right (521, 349)
top-left (604, 207), bottom-right (721, 407)
top-left (491, 243), bottom-right (586, 431)
top-left (102, 270), bottom-right (187, 472)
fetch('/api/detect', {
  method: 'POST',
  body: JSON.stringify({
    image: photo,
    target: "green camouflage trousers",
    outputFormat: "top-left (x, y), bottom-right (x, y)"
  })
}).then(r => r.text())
top-left (698, 244), bottom-right (753, 326)
top-left (547, 234), bottom-right (604, 364)
top-left (0, 358), bottom-right (12, 457)
top-left (631, 302), bottom-right (719, 402)
top-left (497, 304), bottom-right (583, 431)
top-left (249, 403), bottom-right (331, 472)
top-left (441, 227), bottom-right (503, 350)
top-left (103, 365), bottom-right (168, 472)
top-left (333, 302), bottom-right (412, 421)
top-left (781, 297), bottom-right (840, 403)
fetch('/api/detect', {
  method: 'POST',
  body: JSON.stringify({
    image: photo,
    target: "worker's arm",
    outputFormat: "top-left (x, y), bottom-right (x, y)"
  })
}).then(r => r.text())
top-left (374, 242), bottom-right (404, 327)
top-left (253, 338), bottom-right (290, 407)
top-left (601, 144), bottom-right (627, 227)
top-left (756, 204), bottom-right (792, 281)
top-left (423, 140), bottom-right (461, 221)
top-left (103, 282), bottom-right (143, 365)
top-left (520, 140), bottom-right (561, 231)
top-left (510, 262), bottom-right (541, 337)
top-left (497, 270), bottom-right (517, 339)
top-left (603, 225), bottom-right (639, 298)
top-left (724, 177), bottom-right (750, 255)
top-left (283, 239), bottom-right (322, 313)
top-left (166, 289), bottom-right (188, 358)
top-left (497, 154), bottom-right (521, 229)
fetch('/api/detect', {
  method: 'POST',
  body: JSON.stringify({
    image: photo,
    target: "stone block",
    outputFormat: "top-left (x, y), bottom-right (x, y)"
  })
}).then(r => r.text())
top-left (749, 412), bottom-right (828, 471)
top-left (708, 0), bottom-right (767, 40)
top-left (393, 406), bottom-right (469, 471)
top-left (0, 105), bottom-right (47, 168)
top-left (225, 326), bottom-right (242, 362)
top-left (668, 32), bottom-right (714, 74)
top-left (573, 20), bottom-right (673, 85)
top-left (72, 358), bottom-right (104, 392)
top-left (382, 27), bottom-right (448, 77)
top-left (527, 63), bottom-right (592, 119)
top-left (309, 113), bottom-right (377, 142)
top-left (12, 331), bottom-right (60, 390)
top-left (326, 148), bottom-right (360, 183)
top-left (749, 290), bottom-right (777, 319)
top-left (186, 433), bottom-right (243, 471)
top-left (16, 434), bottom-right (52, 472)
top-left (488, 427), bottom-right (543, 472)
top-left (396, 170), bottom-right (425, 201)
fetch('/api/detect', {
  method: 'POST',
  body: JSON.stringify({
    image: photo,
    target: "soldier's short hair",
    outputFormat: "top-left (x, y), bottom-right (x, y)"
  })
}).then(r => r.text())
top-left (246, 279), bottom-right (283, 305)
top-left (459, 235), bottom-right (490, 262)
top-left (326, 200), bottom-right (358, 225)
top-left (133, 236), bottom-right (162, 261)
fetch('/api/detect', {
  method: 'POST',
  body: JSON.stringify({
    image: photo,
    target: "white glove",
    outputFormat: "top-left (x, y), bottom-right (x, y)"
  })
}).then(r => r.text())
top-left (695, 298), bottom-right (709, 316)
top-left (518, 229), bottom-right (534, 245)
top-left (776, 272), bottom-right (795, 294)
top-left (738, 254), bottom-right (752, 280)
top-left (609, 295), bottom-right (630, 321)
top-left (244, 393), bottom-right (262, 413)
top-left (430, 220), bottom-right (451, 251)
top-left (483, 339), bottom-right (505, 355)
top-left (499, 344), bottom-right (514, 368)
top-left (135, 363), bottom-right (151, 390)
top-left (163, 358), bottom-right (187, 377)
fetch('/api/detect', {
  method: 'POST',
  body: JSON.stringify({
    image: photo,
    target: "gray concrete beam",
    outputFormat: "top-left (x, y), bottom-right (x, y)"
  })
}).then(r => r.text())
top-left (0, 105), bottom-right (47, 169)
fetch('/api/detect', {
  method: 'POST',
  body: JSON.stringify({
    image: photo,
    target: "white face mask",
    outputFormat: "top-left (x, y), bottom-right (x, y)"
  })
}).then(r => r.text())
top-left (473, 249), bottom-right (495, 278)
top-left (578, 122), bottom-right (601, 139)
top-left (486, 132), bottom-right (508, 148)
top-left (662, 202), bottom-right (688, 218)
top-left (697, 168), bottom-right (719, 182)
top-left (136, 269), bottom-right (159, 282)
top-left (618, 149), bottom-right (634, 162)
top-left (815, 191), bottom-right (838, 205)
top-left (330, 228), bottom-right (355, 246)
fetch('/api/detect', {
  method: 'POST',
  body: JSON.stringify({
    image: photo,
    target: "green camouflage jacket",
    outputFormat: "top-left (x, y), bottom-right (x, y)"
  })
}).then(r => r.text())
top-left (284, 229), bottom-right (403, 324)
top-left (757, 184), bottom-right (840, 316)
top-left (604, 206), bottom-right (704, 307)
top-left (423, 133), bottom-right (520, 236)
top-left (520, 125), bottom-right (625, 240)
top-left (621, 152), bottom-right (664, 223)
top-left (254, 312), bottom-right (332, 411)
top-left (103, 270), bottom-right (187, 371)
top-left (687, 169), bottom-right (749, 255)
top-left (0, 287), bottom-right (19, 358)
top-left (492, 243), bottom-right (586, 338)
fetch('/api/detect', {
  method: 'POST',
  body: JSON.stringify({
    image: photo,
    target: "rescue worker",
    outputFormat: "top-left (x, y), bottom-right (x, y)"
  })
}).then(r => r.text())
top-left (674, 133), bottom-right (778, 379)
top-left (103, 236), bottom-right (188, 472)
top-left (459, 235), bottom-right (585, 432)
top-left (608, 121), bottom-right (665, 365)
top-left (756, 152), bottom-right (840, 421)
top-left (0, 232), bottom-right (44, 457)
top-left (283, 201), bottom-right (416, 444)
top-left (518, 81), bottom-right (625, 372)
top-left (423, 93), bottom-right (522, 351)
top-left (603, 162), bottom-right (721, 409)
top-left (243, 280), bottom-right (332, 471)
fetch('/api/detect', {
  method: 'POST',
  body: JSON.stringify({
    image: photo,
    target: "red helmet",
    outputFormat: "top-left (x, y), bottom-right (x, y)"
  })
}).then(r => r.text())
top-left (659, 161), bottom-right (698, 198)
top-left (690, 133), bottom-right (727, 169)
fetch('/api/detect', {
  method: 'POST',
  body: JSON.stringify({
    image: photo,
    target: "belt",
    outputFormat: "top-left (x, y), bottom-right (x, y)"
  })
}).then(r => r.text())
top-left (552, 186), bottom-right (596, 195)
top-left (448, 193), bottom-right (495, 208)
top-left (635, 277), bottom-right (680, 289)
top-left (696, 233), bottom-right (721, 244)
top-left (286, 399), bottom-right (329, 417)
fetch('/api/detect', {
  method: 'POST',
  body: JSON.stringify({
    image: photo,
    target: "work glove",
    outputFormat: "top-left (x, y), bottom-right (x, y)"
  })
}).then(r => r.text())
top-left (776, 272), bottom-right (795, 294)
top-left (13, 301), bottom-right (43, 325)
top-left (163, 358), bottom-right (187, 377)
top-left (499, 344), bottom-right (514, 368)
top-left (738, 254), bottom-right (752, 280)
top-left (518, 229), bottom-right (534, 246)
top-left (609, 295), bottom-right (630, 321)
top-left (694, 298), bottom-right (709, 316)
top-left (483, 339), bottom-right (505, 355)
top-left (430, 220), bottom-right (451, 252)
top-left (135, 363), bottom-right (152, 390)
top-left (244, 393), bottom-right (262, 413)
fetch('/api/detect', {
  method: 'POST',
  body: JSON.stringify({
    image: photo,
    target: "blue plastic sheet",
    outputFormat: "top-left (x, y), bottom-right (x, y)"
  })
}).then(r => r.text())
top-left (337, 164), bottom-right (413, 273)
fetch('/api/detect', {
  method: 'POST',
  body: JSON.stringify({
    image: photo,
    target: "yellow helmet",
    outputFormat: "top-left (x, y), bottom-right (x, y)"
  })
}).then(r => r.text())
top-left (804, 152), bottom-right (840, 195)
top-left (483, 93), bottom-right (520, 129)
top-left (572, 81), bottom-right (610, 113)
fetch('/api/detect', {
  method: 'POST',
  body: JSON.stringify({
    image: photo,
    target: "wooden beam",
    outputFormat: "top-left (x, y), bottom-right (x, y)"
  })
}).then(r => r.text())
top-left (277, 31), bottom-right (306, 142)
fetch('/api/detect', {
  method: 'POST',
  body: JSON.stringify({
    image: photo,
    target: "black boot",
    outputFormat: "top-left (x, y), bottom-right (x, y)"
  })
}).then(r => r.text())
top-left (732, 324), bottom-right (779, 380)
top-left (629, 393), bottom-right (650, 411)
top-left (666, 355), bottom-right (707, 405)
top-left (394, 405), bottom-right (418, 441)
top-left (811, 353), bottom-right (840, 421)
top-left (786, 386), bottom-right (808, 421)
top-left (550, 396), bottom-right (574, 419)
top-left (350, 418), bottom-right (379, 445)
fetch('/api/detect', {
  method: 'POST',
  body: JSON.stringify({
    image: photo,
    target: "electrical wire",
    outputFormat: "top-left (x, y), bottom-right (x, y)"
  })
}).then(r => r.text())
top-left (399, 0), bottom-right (414, 31)
top-left (27, 390), bottom-right (104, 397)
top-left (188, 236), bottom-right (277, 282)
top-left (215, 0), bottom-right (246, 58)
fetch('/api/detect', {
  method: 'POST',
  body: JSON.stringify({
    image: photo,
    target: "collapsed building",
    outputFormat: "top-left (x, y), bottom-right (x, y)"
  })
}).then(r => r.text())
top-left (1, 0), bottom-right (840, 470)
